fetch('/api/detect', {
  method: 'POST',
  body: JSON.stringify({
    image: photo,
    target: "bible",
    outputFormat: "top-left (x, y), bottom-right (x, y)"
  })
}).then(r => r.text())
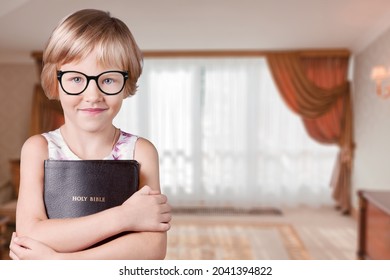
top-left (43, 160), bottom-right (139, 219)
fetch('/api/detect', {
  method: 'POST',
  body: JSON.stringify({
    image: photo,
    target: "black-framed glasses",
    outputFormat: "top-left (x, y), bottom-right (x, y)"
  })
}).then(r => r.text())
top-left (57, 70), bottom-right (128, 95)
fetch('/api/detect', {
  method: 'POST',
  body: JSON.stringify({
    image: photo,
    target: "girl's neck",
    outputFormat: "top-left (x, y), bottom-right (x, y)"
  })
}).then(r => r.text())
top-left (59, 124), bottom-right (118, 160)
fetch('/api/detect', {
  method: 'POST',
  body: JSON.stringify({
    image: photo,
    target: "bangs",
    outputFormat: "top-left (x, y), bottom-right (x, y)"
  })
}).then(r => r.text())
top-left (94, 38), bottom-right (128, 70)
top-left (48, 28), bottom-right (129, 71)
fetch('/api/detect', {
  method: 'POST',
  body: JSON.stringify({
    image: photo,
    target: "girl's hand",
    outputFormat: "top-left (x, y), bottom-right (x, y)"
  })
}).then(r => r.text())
top-left (120, 185), bottom-right (172, 232)
top-left (9, 232), bottom-right (59, 260)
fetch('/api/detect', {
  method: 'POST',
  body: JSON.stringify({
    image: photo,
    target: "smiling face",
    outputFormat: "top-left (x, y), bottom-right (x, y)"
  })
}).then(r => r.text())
top-left (58, 49), bottom-right (124, 133)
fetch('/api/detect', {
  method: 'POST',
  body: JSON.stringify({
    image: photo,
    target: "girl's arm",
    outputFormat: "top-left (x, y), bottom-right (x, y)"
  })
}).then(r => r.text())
top-left (16, 135), bottom-right (170, 253)
top-left (10, 230), bottom-right (167, 260)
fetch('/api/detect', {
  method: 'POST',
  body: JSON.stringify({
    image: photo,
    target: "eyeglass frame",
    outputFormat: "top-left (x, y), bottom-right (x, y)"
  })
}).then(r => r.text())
top-left (57, 70), bottom-right (129, 95)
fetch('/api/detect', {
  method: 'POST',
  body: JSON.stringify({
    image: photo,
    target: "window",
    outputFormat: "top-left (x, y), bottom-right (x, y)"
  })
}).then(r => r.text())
top-left (114, 58), bottom-right (338, 208)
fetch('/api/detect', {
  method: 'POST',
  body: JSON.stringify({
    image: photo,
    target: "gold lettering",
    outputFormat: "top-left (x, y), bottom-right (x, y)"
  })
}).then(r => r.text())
top-left (71, 196), bottom-right (105, 202)
top-left (72, 196), bottom-right (87, 201)
top-left (89, 196), bottom-right (105, 202)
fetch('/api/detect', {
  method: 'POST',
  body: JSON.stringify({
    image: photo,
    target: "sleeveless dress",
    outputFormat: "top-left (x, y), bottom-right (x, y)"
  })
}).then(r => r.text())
top-left (41, 128), bottom-right (138, 160)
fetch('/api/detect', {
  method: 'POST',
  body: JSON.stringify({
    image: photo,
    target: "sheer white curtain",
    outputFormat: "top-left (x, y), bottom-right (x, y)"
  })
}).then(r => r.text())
top-left (114, 58), bottom-right (338, 209)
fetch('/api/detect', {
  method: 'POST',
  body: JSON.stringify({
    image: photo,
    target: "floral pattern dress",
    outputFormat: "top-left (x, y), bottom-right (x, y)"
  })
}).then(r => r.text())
top-left (42, 128), bottom-right (139, 160)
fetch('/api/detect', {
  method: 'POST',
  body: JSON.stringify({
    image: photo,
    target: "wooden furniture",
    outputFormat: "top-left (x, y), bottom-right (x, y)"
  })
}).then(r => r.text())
top-left (0, 160), bottom-right (20, 224)
top-left (0, 216), bottom-right (9, 259)
top-left (0, 200), bottom-right (16, 225)
top-left (9, 159), bottom-right (20, 197)
top-left (358, 190), bottom-right (390, 260)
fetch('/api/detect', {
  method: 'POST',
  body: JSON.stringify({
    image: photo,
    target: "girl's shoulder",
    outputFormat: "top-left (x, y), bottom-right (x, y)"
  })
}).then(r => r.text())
top-left (22, 134), bottom-right (48, 151)
top-left (21, 134), bottom-right (49, 160)
top-left (135, 137), bottom-right (157, 152)
top-left (133, 137), bottom-right (159, 162)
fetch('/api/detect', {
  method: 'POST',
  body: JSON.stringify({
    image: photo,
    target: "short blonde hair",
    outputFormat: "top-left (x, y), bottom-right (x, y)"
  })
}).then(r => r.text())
top-left (41, 9), bottom-right (143, 100)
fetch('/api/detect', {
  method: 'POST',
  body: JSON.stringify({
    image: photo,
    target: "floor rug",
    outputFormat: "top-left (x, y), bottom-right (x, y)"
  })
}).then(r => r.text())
top-left (166, 219), bottom-right (310, 260)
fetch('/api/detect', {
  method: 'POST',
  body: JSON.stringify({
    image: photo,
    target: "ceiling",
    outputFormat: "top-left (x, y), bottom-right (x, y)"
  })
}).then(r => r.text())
top-left (1, 0), bottom-right (390, 62)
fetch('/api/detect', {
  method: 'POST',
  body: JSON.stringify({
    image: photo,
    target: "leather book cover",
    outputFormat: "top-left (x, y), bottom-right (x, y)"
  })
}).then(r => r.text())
top-left (43, 160), bottom-right (139, 219)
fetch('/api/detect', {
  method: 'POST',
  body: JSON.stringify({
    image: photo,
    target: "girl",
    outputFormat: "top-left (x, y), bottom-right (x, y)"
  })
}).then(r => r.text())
top-left (9, 9), bottom-right (171, 260)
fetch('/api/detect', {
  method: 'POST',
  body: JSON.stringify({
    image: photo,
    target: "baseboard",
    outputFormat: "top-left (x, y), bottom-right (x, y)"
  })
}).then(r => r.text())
top-left (172, 206), bottom-right (283, 216)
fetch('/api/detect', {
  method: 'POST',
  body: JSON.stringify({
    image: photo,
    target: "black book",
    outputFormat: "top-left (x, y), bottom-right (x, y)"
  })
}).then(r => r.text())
top-left (43, 160), bottom-right (139, 219)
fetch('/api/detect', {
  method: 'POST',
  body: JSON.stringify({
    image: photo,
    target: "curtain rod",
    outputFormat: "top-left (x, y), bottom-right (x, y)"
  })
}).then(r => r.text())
top-left (142, 49), bottom-right (350, 58)
top-left (31, 49), bottom-right (350, 60)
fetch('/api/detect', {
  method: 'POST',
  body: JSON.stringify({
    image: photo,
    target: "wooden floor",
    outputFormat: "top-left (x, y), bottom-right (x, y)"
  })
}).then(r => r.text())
top-left (1, 205), bottom-right (357, 260)
top-left (278, 206), bottom-right (357, 259)
top-left (170, 205), bottom-right (357, 260)
top-left (167, 219), bottom-right (311, 259)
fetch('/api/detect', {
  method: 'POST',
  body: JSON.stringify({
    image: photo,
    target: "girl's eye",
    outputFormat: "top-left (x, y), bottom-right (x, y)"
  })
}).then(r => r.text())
top-left (103, 78), bottom-right (114, 85)
top-left (65, 75), bottom-right (84, 84)
top-left (72, 77), bottom-right (83, 83)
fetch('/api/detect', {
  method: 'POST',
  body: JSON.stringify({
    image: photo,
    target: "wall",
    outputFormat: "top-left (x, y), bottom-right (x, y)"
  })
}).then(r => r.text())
top-left (352, 27), bottom-right (390, 206)
top-left (0, 63), bottom-right (36, 191)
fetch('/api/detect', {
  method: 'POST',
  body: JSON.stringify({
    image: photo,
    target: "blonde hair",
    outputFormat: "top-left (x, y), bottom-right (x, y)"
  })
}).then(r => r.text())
top-left (41, 9), bottom-right (143, 100)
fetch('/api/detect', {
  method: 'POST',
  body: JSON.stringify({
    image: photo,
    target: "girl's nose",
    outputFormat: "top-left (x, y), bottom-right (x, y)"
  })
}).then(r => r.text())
top-left (83, 80), bottom-right (103, 102)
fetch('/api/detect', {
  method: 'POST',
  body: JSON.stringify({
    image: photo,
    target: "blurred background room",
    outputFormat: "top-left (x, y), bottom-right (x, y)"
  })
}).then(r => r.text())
top-left (1, 0), bottom-right (390, 260)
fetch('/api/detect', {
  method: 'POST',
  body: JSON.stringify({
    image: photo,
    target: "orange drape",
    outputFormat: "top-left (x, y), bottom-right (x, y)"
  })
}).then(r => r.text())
top-left (29, 84), bottom-right (64, 136)
top-left (266, 52), bottom-right (354, 214)
top-left (29, 52), bottom-right (64, 136)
